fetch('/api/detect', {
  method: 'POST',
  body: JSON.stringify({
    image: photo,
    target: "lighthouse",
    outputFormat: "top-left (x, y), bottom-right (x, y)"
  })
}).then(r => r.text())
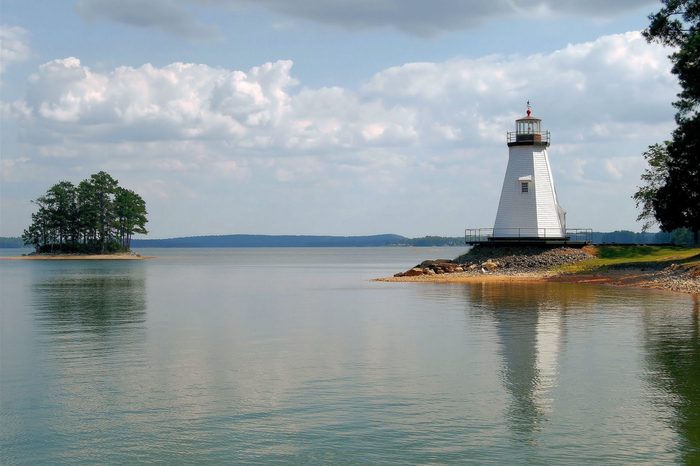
top-left (492, 103), bottom-right (566, 240)
top-left (465, 104), bottom-right (590, 245)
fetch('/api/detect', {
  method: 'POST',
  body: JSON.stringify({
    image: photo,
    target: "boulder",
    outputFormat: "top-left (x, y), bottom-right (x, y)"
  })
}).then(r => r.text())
top-left (482, 260), bottom-right (499, 271)
top-left (420, 259), bottom-right (455, 268)
top-left (403, 267), bottom-right (425, 277)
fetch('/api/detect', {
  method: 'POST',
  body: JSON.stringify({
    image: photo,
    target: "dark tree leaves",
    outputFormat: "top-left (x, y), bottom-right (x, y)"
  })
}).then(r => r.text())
top-left (636, 0), bottom-right (700, 243)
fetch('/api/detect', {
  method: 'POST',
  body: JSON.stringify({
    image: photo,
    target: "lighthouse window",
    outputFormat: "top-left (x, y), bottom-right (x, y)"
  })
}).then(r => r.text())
top-left (521, 182), bottom-right (529, 193)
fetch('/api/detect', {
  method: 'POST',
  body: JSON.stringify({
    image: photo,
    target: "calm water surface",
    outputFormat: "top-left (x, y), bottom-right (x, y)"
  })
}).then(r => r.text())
top-left (1, 247), bottom-right (699, 464)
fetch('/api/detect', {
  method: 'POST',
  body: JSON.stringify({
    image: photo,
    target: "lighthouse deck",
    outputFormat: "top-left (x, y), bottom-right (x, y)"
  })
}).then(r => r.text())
top-left (465, 228), bottom-right (592, 246)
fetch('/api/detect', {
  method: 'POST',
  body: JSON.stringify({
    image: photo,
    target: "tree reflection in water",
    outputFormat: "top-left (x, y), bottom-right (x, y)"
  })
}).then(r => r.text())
top-left (644, 294), bottom-right (700, 464)
top-left (31, 265), bottom-right (147, 356)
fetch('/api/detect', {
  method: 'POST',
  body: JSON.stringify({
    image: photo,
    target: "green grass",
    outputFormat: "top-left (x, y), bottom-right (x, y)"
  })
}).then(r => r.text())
top-left (559, 245), bottom-right (700, 274)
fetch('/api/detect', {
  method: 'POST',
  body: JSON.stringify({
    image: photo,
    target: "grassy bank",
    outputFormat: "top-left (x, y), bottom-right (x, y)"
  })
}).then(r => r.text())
top-left (559, 245), bottom-right (700, 274)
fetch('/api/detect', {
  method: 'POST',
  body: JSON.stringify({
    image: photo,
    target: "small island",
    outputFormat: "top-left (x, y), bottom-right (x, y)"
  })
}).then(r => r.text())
top-left (14, 171), bottom-right (150, 260)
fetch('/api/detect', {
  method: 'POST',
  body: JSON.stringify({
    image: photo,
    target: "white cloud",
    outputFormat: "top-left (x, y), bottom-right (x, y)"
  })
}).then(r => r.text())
top-left (22, 31), bottom-right (673, 155)
top-left (2, 31), bottom-right (679, 236)
top-left (0, 25), bottom-right (30, 74)
top-left (363, 32), bottom-right (675, 132)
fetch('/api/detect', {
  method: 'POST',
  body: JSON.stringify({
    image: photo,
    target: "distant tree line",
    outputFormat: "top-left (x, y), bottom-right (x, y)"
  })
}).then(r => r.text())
top-left (592, 229), bottom-right (694, 245)
top-left (22, 171), bottom-right (148, 254)
top-left (3, 230), bottom-right (693, 250)
top-left (396, 236), bottom-right (466, 246)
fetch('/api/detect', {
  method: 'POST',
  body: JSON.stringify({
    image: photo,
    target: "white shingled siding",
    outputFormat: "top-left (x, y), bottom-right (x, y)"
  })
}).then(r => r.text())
top-left (493, 145), bottom-right (564, 238)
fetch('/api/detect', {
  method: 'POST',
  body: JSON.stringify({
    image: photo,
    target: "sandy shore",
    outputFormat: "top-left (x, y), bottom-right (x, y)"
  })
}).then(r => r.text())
top-left (548, 267), bottom-right (700, 294)
top-left (0, 253), bottom-right (153, 260)
top-left (376, 268), bottom-right (700, 295)
top-left (375, 271), bottom-right (551, 284)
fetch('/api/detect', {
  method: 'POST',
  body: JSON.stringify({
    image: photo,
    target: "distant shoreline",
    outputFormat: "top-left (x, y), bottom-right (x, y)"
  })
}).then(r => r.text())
top-left (0, 231), bottom-right (678, 249)
top-left (0, 253), bottom-right (153, 260)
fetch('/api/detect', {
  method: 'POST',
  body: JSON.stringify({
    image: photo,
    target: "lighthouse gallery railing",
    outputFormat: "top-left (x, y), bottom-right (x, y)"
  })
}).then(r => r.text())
top-left (506, 130), bottom-right (551, 144)
top-left (465, 228), bottom-right (592, 244)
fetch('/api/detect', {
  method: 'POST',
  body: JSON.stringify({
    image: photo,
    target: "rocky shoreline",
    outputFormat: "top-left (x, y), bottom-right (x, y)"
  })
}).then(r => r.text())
top-left (565, 261), bottom-right (700, 295)
top-left (392, 246), bottom-right (592, 277)
top-left (380, 245), bottom-right (700, 295)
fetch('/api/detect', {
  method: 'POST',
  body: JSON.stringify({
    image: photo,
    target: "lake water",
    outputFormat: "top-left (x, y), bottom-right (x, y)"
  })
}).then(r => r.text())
top-left (1, 247), bottom-right (698, 464)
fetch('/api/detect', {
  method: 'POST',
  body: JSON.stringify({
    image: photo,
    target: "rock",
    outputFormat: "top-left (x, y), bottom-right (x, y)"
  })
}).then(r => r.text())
top-left (420, 259), bottom-right (455, 268)
top-left (455, 245), bottom-right (592, 274)
top-left (397, 246), bottom-right (595, 278)
top-left (482, 260), bottom-right (499, 271)
top-left (393, 272), bottom-right (405, 277)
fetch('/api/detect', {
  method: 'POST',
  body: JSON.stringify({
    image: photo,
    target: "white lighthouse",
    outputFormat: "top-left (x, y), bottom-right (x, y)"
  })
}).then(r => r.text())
top-left (492, 103), bottom-right (566, 239)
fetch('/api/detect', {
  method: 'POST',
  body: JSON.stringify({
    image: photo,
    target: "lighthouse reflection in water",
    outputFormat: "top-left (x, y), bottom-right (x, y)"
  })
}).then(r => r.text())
top-left (474, 284), bottom-right (566, 437)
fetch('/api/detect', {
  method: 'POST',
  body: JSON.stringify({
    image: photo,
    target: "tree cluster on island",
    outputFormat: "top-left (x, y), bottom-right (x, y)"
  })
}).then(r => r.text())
top-left (22, 171), bottom-right (148, 254)
top-left (635, 0), bottom-right (700, 244)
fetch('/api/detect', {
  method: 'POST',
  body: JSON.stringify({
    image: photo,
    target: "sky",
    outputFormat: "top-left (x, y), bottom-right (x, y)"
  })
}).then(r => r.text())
top-left (0, 0), bottom-right (679, 238)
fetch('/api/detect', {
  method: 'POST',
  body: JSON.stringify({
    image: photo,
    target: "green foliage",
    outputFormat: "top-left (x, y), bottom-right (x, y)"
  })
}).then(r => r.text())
top-left (22, 171), bottom-right (148, 254)
top-left (640, 0), bottom-right (700, 243)
top-left (651, 118), bottom-right (700, 239)
top-left (633, 143), bottom-right (670, 231)
top-left (113, 187), bottom-right (148, 249)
